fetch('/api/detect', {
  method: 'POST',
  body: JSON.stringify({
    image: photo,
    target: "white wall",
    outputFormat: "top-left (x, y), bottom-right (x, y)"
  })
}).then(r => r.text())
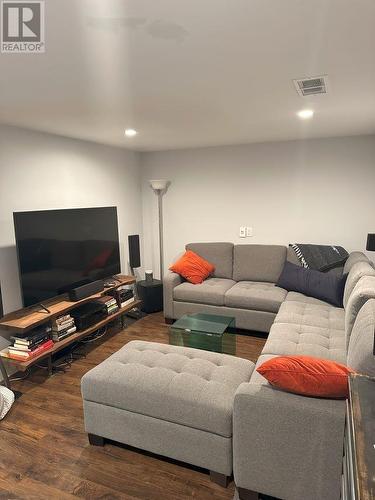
top-left (0, 125), bottom-right (142, 315)
top-left (141, 135), bottom-right (375, 276)
top-left (1, 130), bottom-right (374, 315)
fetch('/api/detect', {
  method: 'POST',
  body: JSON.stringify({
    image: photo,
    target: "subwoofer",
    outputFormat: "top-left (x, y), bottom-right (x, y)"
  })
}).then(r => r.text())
top-left (137, 279), bottom-right (163, 313)
top-left (128, 234), bottom-right (141, 269)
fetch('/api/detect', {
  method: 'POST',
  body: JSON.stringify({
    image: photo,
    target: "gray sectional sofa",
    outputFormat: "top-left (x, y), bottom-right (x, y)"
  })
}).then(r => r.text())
top-left (164, 242), bottom-right (346, 332)
top-left (81, 243), bottom-right (375, 500)
top-left (163, 243), bottom-right (375, 499)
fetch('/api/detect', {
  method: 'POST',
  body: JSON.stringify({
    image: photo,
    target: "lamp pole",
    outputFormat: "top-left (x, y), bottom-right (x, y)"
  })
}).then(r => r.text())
top-left (149, 180), bottom-right (169, 280)
top-left (157, 189), bottom-right (164, 279)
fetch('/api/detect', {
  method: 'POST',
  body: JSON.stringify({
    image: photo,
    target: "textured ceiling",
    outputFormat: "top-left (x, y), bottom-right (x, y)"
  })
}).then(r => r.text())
top-left (0, 0), bottom-right (374, 150)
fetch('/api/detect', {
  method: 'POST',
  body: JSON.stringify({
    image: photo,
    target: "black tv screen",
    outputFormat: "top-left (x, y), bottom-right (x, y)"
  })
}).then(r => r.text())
top-left (13, 207), bottom-right (121, 307)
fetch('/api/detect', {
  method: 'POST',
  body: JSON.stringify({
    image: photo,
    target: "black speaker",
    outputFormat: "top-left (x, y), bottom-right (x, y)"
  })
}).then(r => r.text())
top-left (137, 279), bottom-right (163, 313)
top-left (128, 234), bottom-right (141, 269)
top-left (68, 280), bottom-right (104, 301)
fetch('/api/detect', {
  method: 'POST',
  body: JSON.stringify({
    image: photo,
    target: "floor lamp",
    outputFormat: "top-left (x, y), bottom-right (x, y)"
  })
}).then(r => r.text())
top-left (149, 180), bottom-right (169, 279)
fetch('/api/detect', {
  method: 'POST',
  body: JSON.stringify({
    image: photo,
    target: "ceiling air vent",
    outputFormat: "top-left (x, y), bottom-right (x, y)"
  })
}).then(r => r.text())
top-left (293, 76), bottom-right (328, 97)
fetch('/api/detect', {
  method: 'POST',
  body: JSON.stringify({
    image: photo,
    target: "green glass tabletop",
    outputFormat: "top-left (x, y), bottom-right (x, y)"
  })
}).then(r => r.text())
top-left (171, 313), bottom-right (235, 336)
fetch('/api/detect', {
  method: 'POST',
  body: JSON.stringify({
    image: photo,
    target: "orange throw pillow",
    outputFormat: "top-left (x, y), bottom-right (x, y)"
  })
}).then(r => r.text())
top-left (170, 250), bottom-right (215, 284)
top-left (257, 355), bottom-right (354, 398)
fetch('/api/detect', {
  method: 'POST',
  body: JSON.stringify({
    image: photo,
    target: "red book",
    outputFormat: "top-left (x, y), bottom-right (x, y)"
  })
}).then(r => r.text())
top-left (7, 339), bottom-right (54, 361)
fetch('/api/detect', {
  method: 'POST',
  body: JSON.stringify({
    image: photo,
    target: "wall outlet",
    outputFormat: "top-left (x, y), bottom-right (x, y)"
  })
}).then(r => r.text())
top-left (239, 226), bottom-right (246, 238)
top-left (246, 227), bottom-right (253, 237)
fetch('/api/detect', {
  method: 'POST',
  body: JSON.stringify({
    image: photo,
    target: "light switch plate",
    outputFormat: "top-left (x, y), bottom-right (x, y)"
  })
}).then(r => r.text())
top-left (246, 227), bottom-right (253, 237)
top-left (239, 226), bottom-right (246, 238)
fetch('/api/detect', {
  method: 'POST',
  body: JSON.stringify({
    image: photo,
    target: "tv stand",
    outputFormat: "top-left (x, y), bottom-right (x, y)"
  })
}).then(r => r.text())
top-left (0, 275), bottom-right (140, 389)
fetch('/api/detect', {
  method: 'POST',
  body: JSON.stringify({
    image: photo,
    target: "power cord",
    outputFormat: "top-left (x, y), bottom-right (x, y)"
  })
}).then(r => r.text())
top-left (79, 326), bottom-right (108, 343)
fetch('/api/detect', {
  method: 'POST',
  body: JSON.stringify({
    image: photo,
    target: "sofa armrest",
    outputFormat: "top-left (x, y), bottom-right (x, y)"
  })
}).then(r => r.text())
top-left (233, 383), bottom-right (345, 500)
top-left (163, 271), bottom-right (182, 319)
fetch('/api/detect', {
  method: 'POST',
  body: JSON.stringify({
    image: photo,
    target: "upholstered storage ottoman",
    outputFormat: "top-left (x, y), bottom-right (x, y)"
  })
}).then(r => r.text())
top-left (81, 340), bottom-right (254, 484)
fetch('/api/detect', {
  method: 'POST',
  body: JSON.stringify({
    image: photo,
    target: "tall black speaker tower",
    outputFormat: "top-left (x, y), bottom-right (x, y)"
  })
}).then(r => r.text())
top-left (128, 235), bottom-right (141, 271)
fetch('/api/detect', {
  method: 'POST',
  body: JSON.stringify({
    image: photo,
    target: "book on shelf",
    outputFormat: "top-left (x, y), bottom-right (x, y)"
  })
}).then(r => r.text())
top-left (110, 287), bottom-right (134, 309)
top-left (51, 314), bottom-right (76, 340)
top-left (52, 319), bottom-right (75, 332)
top-left (116, 284), bottom-right (133, 292)
top-left (11, 325), bottom-right (52, 346)
top-left (52, 313), bottom-right (74, 328)
top-left (2, 339), bottom-right (54, 361)
top-left (52, 325), bottom-right (77, 342)
top-left (107, 307), bottom-right (119, 316)
top-left (11, 335), bottom-right (51, 352)
top-left (120, 297), bottom-right (135, 308)
top-left (53, 314), bottom-right (72, 325)
top-left (95, 295), bottom-right (116, 305)
top-left (94, 295), bottom-right (119, 315)
top-left (118, 290), bottom-right (133, 299)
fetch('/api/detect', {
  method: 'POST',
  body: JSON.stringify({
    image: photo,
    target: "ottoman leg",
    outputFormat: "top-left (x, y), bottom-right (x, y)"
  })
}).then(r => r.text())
top-left (237, 487), bottom-right (259, 500)
top-left (209, 471), bottom-right (230, 488)
top-left (88, 433), bottom-right (105, 446)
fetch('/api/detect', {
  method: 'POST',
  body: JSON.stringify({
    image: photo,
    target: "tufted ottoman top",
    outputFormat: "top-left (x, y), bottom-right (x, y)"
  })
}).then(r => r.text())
top-left (81, 340), bottom-right (254, 438)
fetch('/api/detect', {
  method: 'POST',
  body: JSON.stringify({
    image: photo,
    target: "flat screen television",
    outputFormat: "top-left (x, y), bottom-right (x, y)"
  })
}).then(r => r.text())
top-left (13, 207), bottom-right (121, 307)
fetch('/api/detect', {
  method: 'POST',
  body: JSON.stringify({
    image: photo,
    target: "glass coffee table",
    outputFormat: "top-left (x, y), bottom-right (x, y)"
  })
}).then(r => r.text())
top-left (169, 313), bottom-right (236, 355)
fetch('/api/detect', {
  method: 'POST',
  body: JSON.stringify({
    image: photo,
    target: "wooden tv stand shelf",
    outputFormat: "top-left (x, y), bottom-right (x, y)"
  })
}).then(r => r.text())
top-left (0, 275), bottom-right (140, 375)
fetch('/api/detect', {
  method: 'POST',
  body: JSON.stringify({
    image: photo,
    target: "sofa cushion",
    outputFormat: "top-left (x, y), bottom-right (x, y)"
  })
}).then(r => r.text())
top-left (173, 278), bottom-right (236, 306)
top-left (284, 291), bottom-right (332, 306)
top-left (224, 281), bottom-right (287, 313)
top-left (345, 275), bottom-right (375, 348)
top-left (343, 251), bottom-right (370, 275)
top-left (274, 301), bottom-right (345, 331)
top-left (343, 260), bottom-right (375, 309)
top-left (233, 245), bottom-right (287, 283)
top-left (347, 299), bottom-right (375, 376)
top-left (186, 242), bottom-right (233, 279)
top-left (81, 340), bottom-right (254, 438)
top-left (276, 261), bottom-right (347, 307)
top-left (262, 321), bottom-right (346, 364)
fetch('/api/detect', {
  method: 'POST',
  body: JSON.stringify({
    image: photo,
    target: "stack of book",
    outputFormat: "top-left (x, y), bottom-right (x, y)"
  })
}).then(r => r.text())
top-left (112, 285), bottom-right (134, 308)
top-left (5, 324), bottom-right (53, 361)
top-left (95, 295), bottom-right (119, 316)
top-left (51, 314), bottom-right (77, 342)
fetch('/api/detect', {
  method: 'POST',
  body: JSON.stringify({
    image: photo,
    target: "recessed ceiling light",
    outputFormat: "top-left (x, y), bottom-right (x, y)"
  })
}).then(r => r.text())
top-left (125, 128), bottom-right (137, 137)
top-left (297, 109), bottom-right (314, 120)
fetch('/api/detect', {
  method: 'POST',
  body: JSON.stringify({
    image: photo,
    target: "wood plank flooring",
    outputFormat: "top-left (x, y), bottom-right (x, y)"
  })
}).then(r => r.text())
top-left (1, 313), bottom-right (266, 499)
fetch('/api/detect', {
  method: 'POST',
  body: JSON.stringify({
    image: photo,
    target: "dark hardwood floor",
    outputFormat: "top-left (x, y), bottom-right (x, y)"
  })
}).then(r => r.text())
top-left (1, 312), bottom-right (266, 499)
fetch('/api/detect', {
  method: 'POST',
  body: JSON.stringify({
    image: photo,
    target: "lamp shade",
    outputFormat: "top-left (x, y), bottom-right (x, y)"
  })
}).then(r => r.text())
top-left (149, 179), bottom-right (169, 191)
top-left (366, 234), bottom-right (375, 251)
